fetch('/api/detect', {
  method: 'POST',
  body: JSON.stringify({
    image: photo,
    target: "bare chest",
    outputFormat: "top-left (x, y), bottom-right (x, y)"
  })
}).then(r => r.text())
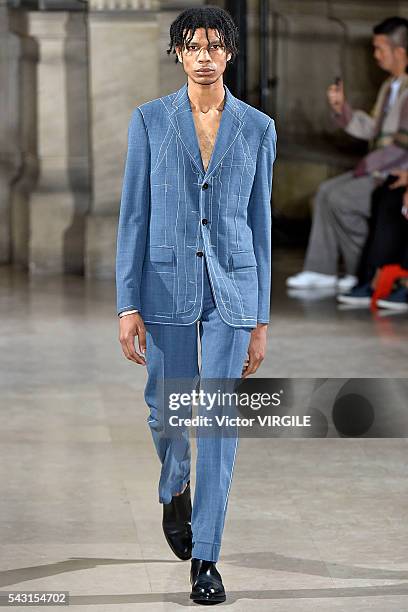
top-left (192, 110), bottom-right (223, 172)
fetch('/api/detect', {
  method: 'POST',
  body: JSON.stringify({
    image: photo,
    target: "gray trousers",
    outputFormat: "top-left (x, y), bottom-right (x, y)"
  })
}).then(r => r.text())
top-left (304, 171), bottom-right (377, 275)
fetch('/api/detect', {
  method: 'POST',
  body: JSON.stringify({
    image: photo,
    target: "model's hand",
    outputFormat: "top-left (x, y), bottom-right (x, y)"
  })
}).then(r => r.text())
top-left (389, 169), bottom-right (408, 189)
top-left (119, 313), bottom-right (147, 365)
top-left (241, 324), bottom-right (268, 378)
top-left (327, 79), bottom-right (345, 114)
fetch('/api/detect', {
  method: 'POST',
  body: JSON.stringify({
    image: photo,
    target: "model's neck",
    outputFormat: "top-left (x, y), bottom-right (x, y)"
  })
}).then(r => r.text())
top-left (187, 79), bottom-right (225, 112)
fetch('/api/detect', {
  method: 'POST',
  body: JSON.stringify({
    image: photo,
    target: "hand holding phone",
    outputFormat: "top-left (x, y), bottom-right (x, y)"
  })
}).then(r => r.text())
top-left (327, 76), bottom-right (345, 113)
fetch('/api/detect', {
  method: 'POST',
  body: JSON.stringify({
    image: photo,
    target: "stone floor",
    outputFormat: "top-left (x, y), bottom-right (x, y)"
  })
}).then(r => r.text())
top-left (0, 249), bottom-right (407, 611)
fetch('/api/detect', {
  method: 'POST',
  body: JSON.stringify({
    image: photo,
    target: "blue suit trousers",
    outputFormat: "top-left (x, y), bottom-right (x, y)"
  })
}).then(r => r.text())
top-left (144, 254), bottom-right (252, 562)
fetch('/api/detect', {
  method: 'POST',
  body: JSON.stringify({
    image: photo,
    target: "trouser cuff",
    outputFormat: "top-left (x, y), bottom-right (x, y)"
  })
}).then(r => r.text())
top-left (159, 473), bottom-right (190, 505)
top-left (192, 540), bottom-right (221, 562)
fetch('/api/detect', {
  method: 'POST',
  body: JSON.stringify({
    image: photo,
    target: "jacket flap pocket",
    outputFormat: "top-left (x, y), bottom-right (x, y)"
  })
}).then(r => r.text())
top-left (230, 250), bottom-right (257, 269)
top-left (150, 246), bottom-right (174, 263)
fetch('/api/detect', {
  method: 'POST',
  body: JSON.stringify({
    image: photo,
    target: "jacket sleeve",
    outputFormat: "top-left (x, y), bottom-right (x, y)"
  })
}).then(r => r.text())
top-left (332, 79), bottom-right (391, 142)
top-left (247, 119), bottom-right (277, 324)
top-left (115, 107), bottom-right (150, 316)
top-left (344, 109), bottom-right (377, 141)
top-left (332, 101), bottom-right (377, 141)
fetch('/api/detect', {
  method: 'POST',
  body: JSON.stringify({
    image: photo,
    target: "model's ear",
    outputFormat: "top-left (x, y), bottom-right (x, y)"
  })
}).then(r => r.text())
top-left (227, 53), bottom-right (232, 62)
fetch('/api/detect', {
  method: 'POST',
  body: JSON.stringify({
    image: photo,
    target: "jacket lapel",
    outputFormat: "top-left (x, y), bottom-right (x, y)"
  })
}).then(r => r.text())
top-left (168, 82), bottom-right (245, 180)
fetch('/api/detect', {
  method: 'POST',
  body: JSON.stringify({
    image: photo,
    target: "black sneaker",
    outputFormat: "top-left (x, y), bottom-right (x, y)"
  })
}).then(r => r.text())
top-left (337, 282), bottom-right (373, 306)
top-left (377, 285), bottom-right (408, 311)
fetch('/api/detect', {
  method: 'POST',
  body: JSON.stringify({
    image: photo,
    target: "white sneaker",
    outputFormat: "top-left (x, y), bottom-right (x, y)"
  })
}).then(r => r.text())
top-left (377, 299), bottom-right (408, 312)
top-left (337, 275), bottom-right (358, 292)
top-left (286, 271), bottom-right (337, 289)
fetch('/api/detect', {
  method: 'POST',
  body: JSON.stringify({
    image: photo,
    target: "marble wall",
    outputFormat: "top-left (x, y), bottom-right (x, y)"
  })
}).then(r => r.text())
top-left (86, 3), bottom-right (161, 278)
top-left (248, 0), bottom-right (408, 219)
top-left (1, 0), bottom-right (408, 277)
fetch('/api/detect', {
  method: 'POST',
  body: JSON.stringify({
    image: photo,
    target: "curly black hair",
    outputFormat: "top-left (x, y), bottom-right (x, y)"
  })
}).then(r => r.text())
top-left (167, 5), bottom-right (239, 65)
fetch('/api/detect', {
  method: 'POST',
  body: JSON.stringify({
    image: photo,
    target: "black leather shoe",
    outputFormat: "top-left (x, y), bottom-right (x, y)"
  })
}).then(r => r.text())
top-left (162, 481), bottom-right (192, 560)
top-left (190, 558), bottom-right (226, 604)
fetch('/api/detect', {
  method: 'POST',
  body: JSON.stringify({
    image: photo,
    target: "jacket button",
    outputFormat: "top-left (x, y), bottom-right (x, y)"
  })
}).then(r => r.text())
top-left (196, 251), bottom-right (204, 257)
top-left (202, 183), bottom-right (209, 189)
top-left (201, 218), bottom-right (208, 225)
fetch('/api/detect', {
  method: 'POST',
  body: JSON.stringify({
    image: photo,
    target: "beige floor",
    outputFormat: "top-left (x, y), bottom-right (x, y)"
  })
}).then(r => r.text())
top-left (1, 251), bottom-right (408, 611)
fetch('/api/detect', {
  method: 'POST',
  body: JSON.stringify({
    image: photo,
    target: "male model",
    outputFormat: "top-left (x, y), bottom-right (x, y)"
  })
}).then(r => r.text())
top-left (116, 6), bottom-right (276, 605)
top-left (287, 16), bottom-right (408, 293)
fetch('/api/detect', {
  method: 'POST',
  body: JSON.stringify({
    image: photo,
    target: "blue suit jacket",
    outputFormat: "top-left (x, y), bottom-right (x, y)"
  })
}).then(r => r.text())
top-left (116, 82), bottom-right (277, 327)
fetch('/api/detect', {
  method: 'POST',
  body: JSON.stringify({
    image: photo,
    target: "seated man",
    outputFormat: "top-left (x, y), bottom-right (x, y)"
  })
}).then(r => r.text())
top-left (338, 169), bottom-right (408, 310)
top-left (287, 16), bottom-right (408, 291)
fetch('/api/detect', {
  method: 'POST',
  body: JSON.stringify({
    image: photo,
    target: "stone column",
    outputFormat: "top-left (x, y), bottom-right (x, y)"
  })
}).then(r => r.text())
top-left (8, 10), bottom-right (90, 275)
top-left (85, 0), bottom-right (160, 279)
top-left (0, 1), bottom-right (21, 265)
top-left (29, 12), bottom-right (89, 275)
top-left (6, 9), bottom-right (38, 270)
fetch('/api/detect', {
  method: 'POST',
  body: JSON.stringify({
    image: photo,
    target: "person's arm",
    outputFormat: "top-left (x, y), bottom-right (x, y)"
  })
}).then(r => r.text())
top-left (328, 78), bottom-right (377, 141)
top-left (247, 119), bottom-right (277, 325)
top-left (116, 107), bottom-right (150, 316)
top-left (341, 107), bottom-right (377, 141)
top-left (331, 99), bottom-right (354, 129)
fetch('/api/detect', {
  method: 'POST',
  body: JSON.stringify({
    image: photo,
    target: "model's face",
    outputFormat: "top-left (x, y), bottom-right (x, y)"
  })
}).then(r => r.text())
top-left (372, 34), bottom-right (406, 72)
top-left (176, 28), bottom-right (232, 85)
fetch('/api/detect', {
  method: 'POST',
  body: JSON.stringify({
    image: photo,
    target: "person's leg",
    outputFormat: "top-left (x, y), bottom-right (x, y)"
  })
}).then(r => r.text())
top-left (375, 201), bottom-right (408, 309)
top-left (359, 181), bottom-right (407, 282)
top-left (338, 179), bottom-right (408, 306)
top-left (401, 195), bottom-right (408, 271)
top-left (355, 182), bottom-right (382, 286)
top-left (190, 256), bottom-right (252, 563)
top-left (303, 171), bottom-right (356, 274)
top-left (144, 321), bottom-right (199, 505)
top-left (402, 239), bottom-right (408, 271)
top-left (326, 173), bottom-right (376, 276)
